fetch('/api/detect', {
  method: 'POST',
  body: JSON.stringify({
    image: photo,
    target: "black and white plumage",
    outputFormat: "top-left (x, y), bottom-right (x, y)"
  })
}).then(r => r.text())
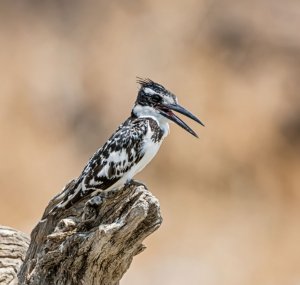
top-left (52, 78), bottom-right (204, 212)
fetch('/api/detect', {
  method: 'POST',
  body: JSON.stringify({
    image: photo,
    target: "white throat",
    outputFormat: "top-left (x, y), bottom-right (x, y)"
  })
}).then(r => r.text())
top-left (133, 104), bottom-right (170, 137)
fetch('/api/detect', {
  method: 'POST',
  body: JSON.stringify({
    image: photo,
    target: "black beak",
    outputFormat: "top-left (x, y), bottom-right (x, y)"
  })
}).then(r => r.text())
top-left (159, 103), bottom-right (204, 138)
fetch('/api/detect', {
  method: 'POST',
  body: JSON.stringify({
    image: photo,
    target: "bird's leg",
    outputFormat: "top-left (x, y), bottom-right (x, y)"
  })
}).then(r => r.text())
top-left (125, 179), bottom-right (148, 189)
top-left (85, 189), bottom-right (117, 207)
top-left (84, 179), bottom-right (148, 214)
top-left (86, 186), bottom-right (123, 205)
top-left (85, 195), bottom-right (103, 208)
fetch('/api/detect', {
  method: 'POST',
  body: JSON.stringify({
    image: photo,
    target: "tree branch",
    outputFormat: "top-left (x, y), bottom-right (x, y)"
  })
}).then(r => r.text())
top-left (0, 226), bottom-right (29, 285)
top-left (0, 182), bottom-right (162, 284)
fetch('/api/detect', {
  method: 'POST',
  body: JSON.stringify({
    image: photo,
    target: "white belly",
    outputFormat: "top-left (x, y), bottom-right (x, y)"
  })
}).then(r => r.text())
top-left (108, 120), bottom-right (168, 190)
top-left (130, 139), bottom-right (161, 177)
top-left (110, 139), bottom-right (161, 191)
top-left (128, 118), bottom-right (168, 178)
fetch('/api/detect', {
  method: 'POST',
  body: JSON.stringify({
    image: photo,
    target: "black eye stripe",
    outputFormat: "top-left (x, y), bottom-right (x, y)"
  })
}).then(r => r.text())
top-left (152, 94), bottom-right (161, 102)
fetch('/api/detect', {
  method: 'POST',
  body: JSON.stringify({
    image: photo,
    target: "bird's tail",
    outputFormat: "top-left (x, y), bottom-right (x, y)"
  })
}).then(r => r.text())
top-left (43, 178), bottom-right (85, 218)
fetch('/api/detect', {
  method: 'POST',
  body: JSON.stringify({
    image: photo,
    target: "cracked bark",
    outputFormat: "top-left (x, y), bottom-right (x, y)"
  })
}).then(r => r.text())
top-left (0, 226), bottom-right (30, 285)
top-left (0, 182), bottom-right (162, 285)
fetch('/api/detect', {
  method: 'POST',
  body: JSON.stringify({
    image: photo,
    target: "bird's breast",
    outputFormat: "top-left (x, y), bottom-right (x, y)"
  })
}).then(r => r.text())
top-left (126, 121), bottom-right (165, 180)
top-left (128, 139), bottom-right (161, 179)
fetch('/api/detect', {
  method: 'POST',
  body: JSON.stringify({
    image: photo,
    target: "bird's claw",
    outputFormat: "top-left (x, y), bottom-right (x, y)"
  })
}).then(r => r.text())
top-left (125, 179), bottom-right (147, 189)
top-left (85, 195), bottom-right (103, 208)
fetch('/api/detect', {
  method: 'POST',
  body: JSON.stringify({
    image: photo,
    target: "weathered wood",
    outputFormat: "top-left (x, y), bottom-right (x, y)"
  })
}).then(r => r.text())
top-left (16, 182), bottom-right (162, 285)
top-left (0, 226), bottom-right (29, 285)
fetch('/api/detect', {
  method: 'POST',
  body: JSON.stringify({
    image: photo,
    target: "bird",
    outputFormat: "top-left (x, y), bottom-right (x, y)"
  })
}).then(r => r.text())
top-left (50, 78), bottom-right (204, 213)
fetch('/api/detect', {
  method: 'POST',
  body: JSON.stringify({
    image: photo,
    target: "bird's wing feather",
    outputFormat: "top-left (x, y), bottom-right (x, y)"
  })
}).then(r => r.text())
top-left (48, 117), bottom-right (153, 213)
top-left (81, 117), bottom-right (149, 191)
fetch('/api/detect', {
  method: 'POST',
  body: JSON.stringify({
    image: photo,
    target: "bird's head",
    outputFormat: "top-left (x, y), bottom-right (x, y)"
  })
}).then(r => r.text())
top-left (132, 78), bottom-right (204, 137)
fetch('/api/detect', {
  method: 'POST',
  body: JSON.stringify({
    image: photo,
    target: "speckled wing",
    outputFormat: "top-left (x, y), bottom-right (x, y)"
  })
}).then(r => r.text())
top-left (81, 117), bottom-right (149, 192)
top-left (51, 117), bottom-right (159, 212)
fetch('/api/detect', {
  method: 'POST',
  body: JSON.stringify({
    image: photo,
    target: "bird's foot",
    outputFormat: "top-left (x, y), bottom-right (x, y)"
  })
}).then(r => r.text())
top-left (125, 179), bottom-right (148, 189)
top-left (85, 195), bottom-right (103, 208)
top-left (83, 194), bottom-right (103, 221)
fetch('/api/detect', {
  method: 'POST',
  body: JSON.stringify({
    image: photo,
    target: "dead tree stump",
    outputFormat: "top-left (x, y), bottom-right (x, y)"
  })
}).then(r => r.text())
top-left (0, 226), bottom-right (30, 285)
top-left (0, 182), bottom-right (162, 285)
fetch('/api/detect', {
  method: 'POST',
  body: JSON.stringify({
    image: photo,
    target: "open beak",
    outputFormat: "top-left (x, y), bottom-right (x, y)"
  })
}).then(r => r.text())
top-left (158, 103), bottom-right (204, 138)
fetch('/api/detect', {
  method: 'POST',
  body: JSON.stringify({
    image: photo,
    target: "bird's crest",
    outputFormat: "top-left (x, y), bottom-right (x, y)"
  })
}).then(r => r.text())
top-left (136, 77), bottom-right (154, 87)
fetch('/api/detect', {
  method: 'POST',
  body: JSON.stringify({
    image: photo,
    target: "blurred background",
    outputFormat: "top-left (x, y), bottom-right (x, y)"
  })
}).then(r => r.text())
top-left (0, 0), bottom-right (300, 284)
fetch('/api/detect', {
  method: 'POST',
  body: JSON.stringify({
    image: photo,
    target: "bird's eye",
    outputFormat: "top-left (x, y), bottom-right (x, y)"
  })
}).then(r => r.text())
top-left (152, 94), bottom-right (162, 103)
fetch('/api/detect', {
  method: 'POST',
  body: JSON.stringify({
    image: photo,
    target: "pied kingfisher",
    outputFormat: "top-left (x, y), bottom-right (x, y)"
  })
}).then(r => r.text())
top-left (51, 78), bottom-right (204, 212)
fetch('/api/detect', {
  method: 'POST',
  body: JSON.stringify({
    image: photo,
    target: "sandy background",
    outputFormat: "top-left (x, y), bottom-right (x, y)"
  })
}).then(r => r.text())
top-left (0, 1), bottom-right (300, 284)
